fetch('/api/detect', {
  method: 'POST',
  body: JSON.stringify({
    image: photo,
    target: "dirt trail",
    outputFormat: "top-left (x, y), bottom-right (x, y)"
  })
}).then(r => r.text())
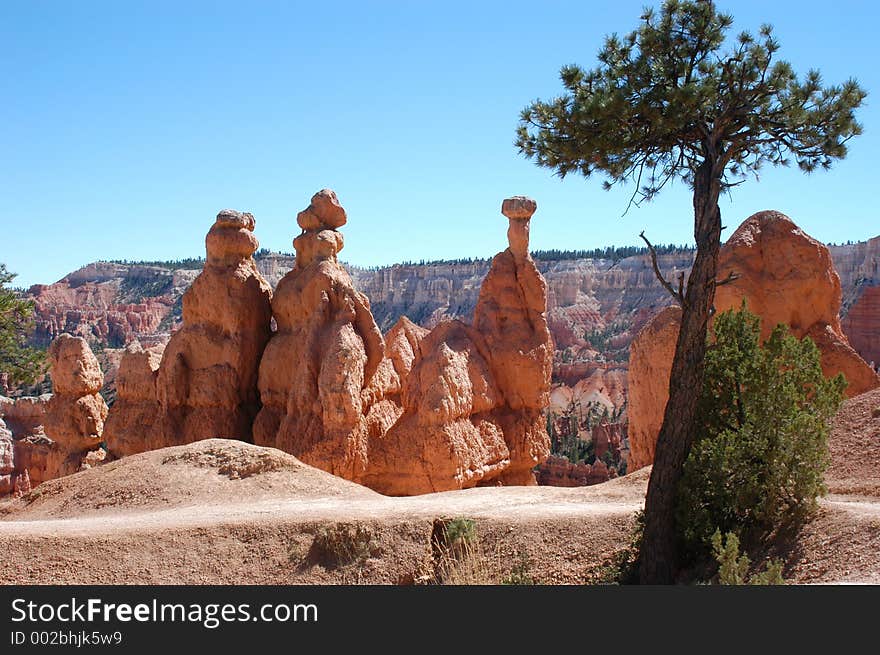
top-left (0, 490), bottom-right (645, 537)
top-left (825, 495), bottom-right (880, 517)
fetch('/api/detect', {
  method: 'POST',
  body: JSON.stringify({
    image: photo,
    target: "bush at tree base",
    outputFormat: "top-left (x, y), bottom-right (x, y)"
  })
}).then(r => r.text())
top-left (676, 304), bottom-right (846, 562)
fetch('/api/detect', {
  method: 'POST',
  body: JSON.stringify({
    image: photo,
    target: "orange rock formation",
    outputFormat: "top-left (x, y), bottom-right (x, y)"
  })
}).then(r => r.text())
top-left (473, 197), bottom-right (554, 484)
top-left (104, 210), bottom-right (272, 455)
top-left (102, 342), bottom-right (163, 457)
top-left (842, 285), bottom-right (880, 370)
top-left (98, 193), bottom-right (553, 496)
top-left (253, 190), bottom-right (386, 481)
top-left (628, 211), bottom-right (880, 470)
top-left (627, 305), bottom-right (681, 471)
top-left (8, 335), bottom-right (108, 487)
top-left (0, 418), bottom-right (15, 495)
top-left (362, 196), bottom-right (552, 494)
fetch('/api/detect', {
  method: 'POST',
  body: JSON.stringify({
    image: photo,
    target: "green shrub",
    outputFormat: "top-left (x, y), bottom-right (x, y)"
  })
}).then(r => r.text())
top-left (431, 517), bottom-right (494, 585)
top-left (0, 263), bottom-right (46, 386)
top-left (442, 518), bottom-right (476, 547)
top-left (712, 530), bottom-right (784, 585)
top-left (501, 553), bottom-right (536, 585)
top-left (677, 305), bottom-right (846, 559)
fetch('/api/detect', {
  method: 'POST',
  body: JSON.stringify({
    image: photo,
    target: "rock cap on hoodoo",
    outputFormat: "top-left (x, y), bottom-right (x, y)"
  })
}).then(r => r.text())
top-left (206, 208), bottom-right (260, 264)
top-left (47, 333), bottom-right (104, 396)
top-left (297, 188), bottom-right (347, 231)
top-left (501, 196), bottom-right (537, 220)
top-left (503, 196), bottom-right (537, 257)
top-left (215, 209), bottom-right (256, 231)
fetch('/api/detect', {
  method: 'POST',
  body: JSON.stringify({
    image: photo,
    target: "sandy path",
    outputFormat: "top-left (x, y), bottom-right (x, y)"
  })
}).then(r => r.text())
top-left (0, 490), bottom-right (646, 585)
top-left (0, 488), bottom-right (645, 537)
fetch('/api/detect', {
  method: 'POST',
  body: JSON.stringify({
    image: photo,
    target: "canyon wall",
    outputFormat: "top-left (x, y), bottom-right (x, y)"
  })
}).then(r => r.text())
top-left (24, 235), bottom-right (876, 416)
top-left (832, 236), bottom-right (880, 368)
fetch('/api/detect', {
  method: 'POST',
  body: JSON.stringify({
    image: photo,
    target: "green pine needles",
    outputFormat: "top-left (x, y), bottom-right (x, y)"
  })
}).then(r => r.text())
top-left (516, 0), bottom-right (866, 208)
top-left (677, 304), bottom-right (846, 558)
top-left (0, 264), bottom-right (45, 387)
top-left (711, 530), bottom-right (784, 585)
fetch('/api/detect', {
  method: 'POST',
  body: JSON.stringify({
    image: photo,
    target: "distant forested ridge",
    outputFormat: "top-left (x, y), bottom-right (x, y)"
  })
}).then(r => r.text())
top-left (104, 244), bottom-right (695, 271)
top-left (531, 244), bottom-right (693, 262)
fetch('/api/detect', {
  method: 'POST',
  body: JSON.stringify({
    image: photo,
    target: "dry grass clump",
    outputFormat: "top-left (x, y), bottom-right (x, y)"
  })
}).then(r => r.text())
top-left (431, 517), bottom-right (536, 585)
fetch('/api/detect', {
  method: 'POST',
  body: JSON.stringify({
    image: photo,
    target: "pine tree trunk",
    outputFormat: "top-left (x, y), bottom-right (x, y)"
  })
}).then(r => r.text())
top-left (638, 157), bottom-right (722, 584)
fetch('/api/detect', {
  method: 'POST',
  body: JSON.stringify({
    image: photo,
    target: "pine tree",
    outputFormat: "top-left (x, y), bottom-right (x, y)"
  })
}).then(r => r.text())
top-left (516, 0), bottom-right (865, 583)
top-left (0, 264), bottom-right (45, 388)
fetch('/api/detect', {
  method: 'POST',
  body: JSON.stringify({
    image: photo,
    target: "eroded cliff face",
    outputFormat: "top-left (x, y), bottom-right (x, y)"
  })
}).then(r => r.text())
top-left (842, 286), bottom-right (880, 368)
top-left (25, 258), bottom-right (290, 353)
top-left (28, 264), bottom-right (184, 347)
top-left (353, 262), bottom-right (491, 331)
top-left (535, 455), bottom-right (616, 487)
top-left (833, 236), bottom-right (880, 367)
top-left (831, 235), bottom-right (880, 294)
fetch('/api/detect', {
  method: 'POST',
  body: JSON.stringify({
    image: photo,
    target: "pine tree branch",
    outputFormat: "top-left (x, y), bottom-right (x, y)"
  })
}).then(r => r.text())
top-left (639, 231), bottom-right (684, 306)
top-left (715, 270), bottom-right (740, 287)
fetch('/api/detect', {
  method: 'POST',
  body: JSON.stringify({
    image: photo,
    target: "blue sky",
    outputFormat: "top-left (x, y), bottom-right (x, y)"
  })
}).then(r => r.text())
top-left (2, 0), bottom-right (878, 287)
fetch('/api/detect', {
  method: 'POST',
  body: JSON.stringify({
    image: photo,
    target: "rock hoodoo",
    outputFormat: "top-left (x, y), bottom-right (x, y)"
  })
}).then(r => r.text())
top-left (362, 318), bottom-right (511, 494)
top-left (253, 190), bottom-right (386, 481)
top-left (628, 211), bottom-right (880, 470)
top-left (6, 334), bottom-right (107, 487)
top-left (9, 193), bottom-right (555, 496)
top-left (0, 418), bottom-right (15, 495)
top-left (472, 196), bottom-right (554, 484)
top-left (104, 210), bottom-right (272, 455)
top-left (627, 305), bottom-right (681, 471)
top-left (102, 342), bottom-right (163, 457)
top-left (362, 196), bottom-right (552, 494)
top-left (591, 421), bottom-right (624, 461)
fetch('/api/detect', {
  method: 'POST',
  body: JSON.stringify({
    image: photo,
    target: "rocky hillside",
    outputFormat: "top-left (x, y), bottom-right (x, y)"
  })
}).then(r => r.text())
top-left (25, 250), bottom-right (692, 356)
top-left (832, 236), bottom-right (880, 367)
top-left (20, 238), bottom-right (879, 404)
